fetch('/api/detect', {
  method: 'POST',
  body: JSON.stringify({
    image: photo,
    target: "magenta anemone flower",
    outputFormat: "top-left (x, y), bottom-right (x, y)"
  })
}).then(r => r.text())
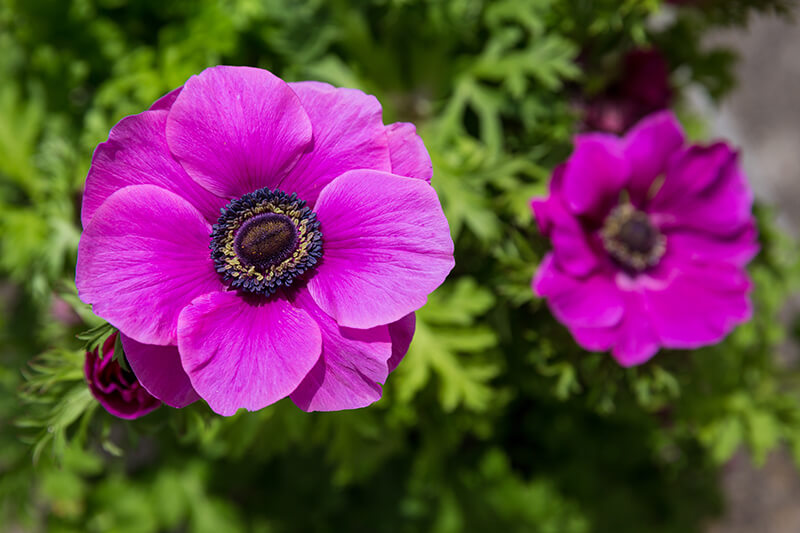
top-left (532, 111), bottom-right (757, 366)
top-left (76, 66), bottom-right (454, 415)
top-left (85, 334), bottom-right (161, 419)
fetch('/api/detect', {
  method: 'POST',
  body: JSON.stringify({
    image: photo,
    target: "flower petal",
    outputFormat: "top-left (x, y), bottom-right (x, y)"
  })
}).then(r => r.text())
top-left (664, 222), bottom-right (759, 267)
top-left (532, 170), bottom-right (602, 277)
top-left (177, 291), bottom-right (322, 416)
top-left (150, 86), bottom-right (182, 111)
top-left (121, 334), bottom-right (200, 408)
top-left (388, 313), bottom-right (416, 373)
top-left (646, 262), bottom-right (753, 349)
top-left (570, 324), bottom-right (616, 353)
top-left (534, 255), bottom-right (624, 329)
top-left (530, 164), bottom-right (566, 236)
top-left (650, 143), bottom-right (735, 211)
top-left (76, 185), bottom-right (223, 345)
top-left (571, 290), bottom-right (660, 366)
top-left (289, 289), bottom-right (392, 412)
top-left (610, 291), bottom-right (661, 366)
top-left (653, 149), bottom-right (754, 237)
top-left (623, 111), bottom-right (685, 207)
top-left (562, 133), bottom-right (630, 219)
top-left (82, 110), bottom-right (226, 227)
top-left (165, 66), bottom-right (313, 198)
top-left (279, 82), bottom-right (392, 205)
top-left (385, 122), bottom-right (433, 182)
top-left (309, 170), bottom-right (454, 329)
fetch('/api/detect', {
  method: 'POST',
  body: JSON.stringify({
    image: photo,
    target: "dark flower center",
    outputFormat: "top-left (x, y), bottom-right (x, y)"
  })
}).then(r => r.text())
top-left (210, 188), bottom-right (322, 296)
top-left (234, 213), bottom-right (298, 268)
top-left (601, 204), bottom-right (665, 271)
top-left (617, 217), bottom-right (658, 254)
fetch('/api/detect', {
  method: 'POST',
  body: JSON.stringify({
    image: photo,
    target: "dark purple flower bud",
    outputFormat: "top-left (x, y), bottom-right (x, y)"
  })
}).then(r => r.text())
top-left (84, 333), bottom-right (161, 419)
top-left (620, 49), bottom-right (673, 110)
top-left (583, 49), bottom-right (673, 134)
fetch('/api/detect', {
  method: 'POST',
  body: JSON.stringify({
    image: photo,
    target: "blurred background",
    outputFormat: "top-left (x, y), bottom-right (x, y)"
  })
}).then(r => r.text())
top-left (703, 12), bottom-right (800, 533)
top-left (2, 1), bottom-right (800, 532)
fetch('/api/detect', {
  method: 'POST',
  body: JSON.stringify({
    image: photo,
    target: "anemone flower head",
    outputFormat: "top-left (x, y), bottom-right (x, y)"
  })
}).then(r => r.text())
top-left (76, 66), bottom-right (454, 415)
top-left (532, 111), bottom-right (757, 366)
top-left (85, 333), bottom-right (161, 419)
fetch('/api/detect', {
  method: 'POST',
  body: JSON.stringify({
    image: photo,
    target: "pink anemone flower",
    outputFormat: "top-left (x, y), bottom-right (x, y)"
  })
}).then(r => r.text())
top-left (77, 66), bottom-right (454, 415)
top-left (532, 111), bottom-right (758, 366)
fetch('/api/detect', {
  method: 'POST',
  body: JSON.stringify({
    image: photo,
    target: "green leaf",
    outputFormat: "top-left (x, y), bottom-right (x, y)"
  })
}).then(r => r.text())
top-left (76, 322), bottom-right (115, 354)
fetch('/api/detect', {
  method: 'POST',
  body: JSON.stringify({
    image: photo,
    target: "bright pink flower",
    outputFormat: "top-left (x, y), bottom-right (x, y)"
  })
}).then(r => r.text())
top-left (77, 67), bottom-right (454, 415)
top-left (532, 111), bottom-right (757, 366)
top-left (85, 334), bottom-right (161, 419)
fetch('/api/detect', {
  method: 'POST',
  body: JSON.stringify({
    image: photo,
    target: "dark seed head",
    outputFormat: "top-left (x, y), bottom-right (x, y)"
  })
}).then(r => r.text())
top-left (617, 217), bottom-right (659, 255)
top-left (601, 204), bottom-right (665, 272)
top-left (209, 187), bottom-right (323, 297)
top-left (234, 213), bottom-right (298, 268)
